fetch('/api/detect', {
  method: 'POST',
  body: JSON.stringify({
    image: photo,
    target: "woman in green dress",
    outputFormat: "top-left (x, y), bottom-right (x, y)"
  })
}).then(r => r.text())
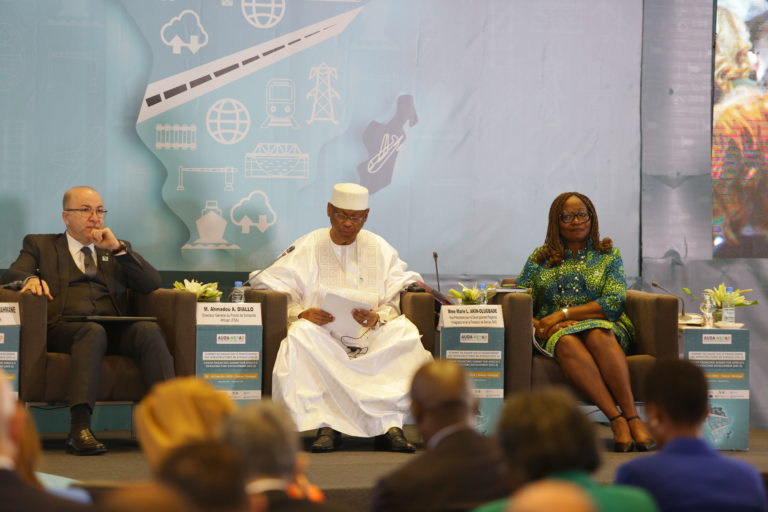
top-left (517, 192), bottom-right (654, 452)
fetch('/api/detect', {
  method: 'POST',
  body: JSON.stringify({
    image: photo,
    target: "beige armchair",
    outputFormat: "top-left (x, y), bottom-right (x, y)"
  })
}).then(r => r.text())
top-left (0, 288), bottom-right (197, 404)
top-left (245, 289), bottom-right (436, 397)
top-left (499, 290), bottom-right (679, 401)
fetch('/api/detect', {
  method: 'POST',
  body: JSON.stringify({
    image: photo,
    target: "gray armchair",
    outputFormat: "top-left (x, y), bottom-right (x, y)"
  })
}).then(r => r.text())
top-left (245, 289), bottom-right (436, 397)
top-left (0, 288), bottom-right (197, 404)
top-left (499, 290), bottom-right (679, 401)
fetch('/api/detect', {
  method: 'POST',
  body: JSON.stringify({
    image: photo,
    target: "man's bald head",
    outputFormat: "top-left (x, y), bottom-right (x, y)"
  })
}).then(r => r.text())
top-left (410, 360), bottom-right (474, 426)
top-left (507, 480), bottom-right (596, 512)
top-left (62, 186), bottom-right (99, 210)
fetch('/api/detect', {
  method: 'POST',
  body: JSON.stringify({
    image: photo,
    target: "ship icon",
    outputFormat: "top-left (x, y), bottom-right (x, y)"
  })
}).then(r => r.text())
top-left (182, 200), bottom-right (240, 250)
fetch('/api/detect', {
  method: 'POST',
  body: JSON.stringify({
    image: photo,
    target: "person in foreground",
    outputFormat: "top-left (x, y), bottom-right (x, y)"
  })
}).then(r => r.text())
top-left (222, 400), bottom-right (346, 511)
top-left (371, 360), bottom-right (510, 512)
top-left (516, 191), bottom-right (654, 452)
top-left (251, 183), bottom-right (432, 453)
top-left (506, 480), bottom-right (596, 512)
top-left (472, 387), bottom-right (658, 512)
top-left (0, 368), bottom-right (91, 511)
top-left (157, 441), bottom-right (250, 512)
top-left (0, 186), bottom-right (175, 455)
top-left (134, 376), bottom-right (235, 471)
top-left (615, 360), bottom-right (768, 512)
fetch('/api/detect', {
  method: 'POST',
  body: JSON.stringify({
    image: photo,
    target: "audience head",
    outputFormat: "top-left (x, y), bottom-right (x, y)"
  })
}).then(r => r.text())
top-left (410, 360), bottom-right (476, 443)
top-left (157, 441), bottom-right (248, 512)
top-left (643, 359), bottom-right (710, 446)
top-left (0, 369), bottom-right (21, 459)
top-left (99, 482), bottom-right (192, 512)
top-left (506, 480), bottom-right (597, 512)
top-left (14, 405), bottom-right (43, 488)
top-left (222, 400), bottom-right (300, 482)
top-left (134, 377), bottom-right (235, 471)
top-left (497, 387), bottom-right (600, 485)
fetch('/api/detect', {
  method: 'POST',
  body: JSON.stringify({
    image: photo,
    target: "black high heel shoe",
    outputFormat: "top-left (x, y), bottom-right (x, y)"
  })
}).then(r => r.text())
top-left (608, 413), bottom-right (635, 453)
top-left (627, 415), bottom-right (657, 452)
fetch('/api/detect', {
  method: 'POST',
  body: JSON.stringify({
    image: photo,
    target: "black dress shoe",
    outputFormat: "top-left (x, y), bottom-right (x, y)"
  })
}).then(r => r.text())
top-left (374, 427), bottom-right (416, 453)
top-left (65, 428), bottom-right (107, 456)
top-left (311, 427), bottom-right (342, 453)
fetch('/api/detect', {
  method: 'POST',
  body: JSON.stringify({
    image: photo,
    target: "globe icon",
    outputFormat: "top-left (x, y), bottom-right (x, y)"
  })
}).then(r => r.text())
top-left (241, 0), bottom-right (285, 29)
top-left (206, 98), bottom-right (251, 145)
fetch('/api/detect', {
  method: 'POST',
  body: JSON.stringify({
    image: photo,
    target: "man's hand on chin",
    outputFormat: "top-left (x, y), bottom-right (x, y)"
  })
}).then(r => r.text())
top-left (299, 308), bottom-right (335, 326)
top-left (90, 228), bottom-right (122, 252)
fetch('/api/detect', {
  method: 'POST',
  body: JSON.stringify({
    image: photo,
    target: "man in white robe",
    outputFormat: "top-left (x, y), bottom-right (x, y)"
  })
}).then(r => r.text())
top-left (252, 183), bottom-right (433, 452)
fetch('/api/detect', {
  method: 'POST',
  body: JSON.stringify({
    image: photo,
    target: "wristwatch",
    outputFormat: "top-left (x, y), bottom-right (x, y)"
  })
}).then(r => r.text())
top-left (111, 242), bottom-right (128, 255)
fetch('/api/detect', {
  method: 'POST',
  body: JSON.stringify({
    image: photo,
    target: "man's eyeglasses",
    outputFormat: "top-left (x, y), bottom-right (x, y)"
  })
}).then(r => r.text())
top-left (64, 207), bottom-right (108, 218)
top-left (333, 212), bottom-right (365, 223)
top-left (559, 211), bottom-right (590, 224)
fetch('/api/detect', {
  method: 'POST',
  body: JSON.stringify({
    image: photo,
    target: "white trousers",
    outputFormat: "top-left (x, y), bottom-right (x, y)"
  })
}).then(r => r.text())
top-left (272, 315), bottom-right (433, 437)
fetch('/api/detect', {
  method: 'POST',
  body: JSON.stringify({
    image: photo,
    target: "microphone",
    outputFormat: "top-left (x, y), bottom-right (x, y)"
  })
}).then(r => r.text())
top-left (651, 281), bottom-right (693, 321)
top-left (433, 251), bottom-right (441, 292)
top-left (246, 245), bottom-right (295, 287)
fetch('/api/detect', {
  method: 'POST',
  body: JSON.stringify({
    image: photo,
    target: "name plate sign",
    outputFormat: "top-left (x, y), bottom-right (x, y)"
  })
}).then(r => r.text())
top-left (439, 305), bottom-right (504, 434)
top-left (0, 303), bottom-right (20, 397)
top-left (683, 327), bottom-right (749, 450)
top-left (196, 303), bottom-right (263, 403)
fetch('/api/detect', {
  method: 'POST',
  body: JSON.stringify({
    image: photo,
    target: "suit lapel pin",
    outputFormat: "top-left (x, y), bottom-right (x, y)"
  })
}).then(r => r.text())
top-left (102, 255), bottom-right (110, 262)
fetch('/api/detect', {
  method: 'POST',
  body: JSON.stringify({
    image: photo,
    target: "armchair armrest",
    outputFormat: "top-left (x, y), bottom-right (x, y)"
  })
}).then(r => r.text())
top-left (499, 292), bottom-right (534, 395)
top-left (130, 289), bottom-right (197, 376)
top-left (244, 289), bottom-right (288, 397)
top-left (625, 290), bottom-right (679, 360)
top-left (400, 291), bottom-right (435, 354)
top-left (0, 290), bottom-right (47, 400)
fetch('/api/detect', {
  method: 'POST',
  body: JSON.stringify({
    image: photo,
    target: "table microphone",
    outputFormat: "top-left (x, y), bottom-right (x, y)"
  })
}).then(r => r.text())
top-left (651, 281), bottom-right (693, 321)
top-left (433, 251), bottom-right (441, 292)
top-left (246, 245), bottom-right (295, 287)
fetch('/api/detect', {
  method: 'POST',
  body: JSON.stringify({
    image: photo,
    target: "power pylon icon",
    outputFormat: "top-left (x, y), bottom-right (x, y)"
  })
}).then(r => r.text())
top-left (306, 63), bottom-right (340, 125)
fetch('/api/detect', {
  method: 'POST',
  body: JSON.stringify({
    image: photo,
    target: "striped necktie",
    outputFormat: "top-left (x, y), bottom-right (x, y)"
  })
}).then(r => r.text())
top-left (80, 246), bottom-right (98, 278)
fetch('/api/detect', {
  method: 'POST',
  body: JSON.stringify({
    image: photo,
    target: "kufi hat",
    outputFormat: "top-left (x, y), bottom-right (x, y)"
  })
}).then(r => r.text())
top-left (331, 183), bottom-right (369, 211)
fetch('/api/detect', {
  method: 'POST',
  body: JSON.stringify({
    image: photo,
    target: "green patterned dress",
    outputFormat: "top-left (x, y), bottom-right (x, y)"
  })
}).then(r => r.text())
top-left (517, 244), bottom-right (634, 356)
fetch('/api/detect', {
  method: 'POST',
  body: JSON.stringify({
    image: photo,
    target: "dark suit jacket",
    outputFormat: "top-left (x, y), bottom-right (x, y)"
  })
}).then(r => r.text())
top-left (370, 427), bottom-right (511, 512)
top-left (1, 233), bottom-right (161, 324)
top-left (0, 469), bottom-right (92, 512)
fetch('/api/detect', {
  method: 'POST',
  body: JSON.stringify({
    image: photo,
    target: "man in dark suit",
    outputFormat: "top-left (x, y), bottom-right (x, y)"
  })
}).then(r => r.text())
top-left (0, 369), bottom-right (92, 511)
top-left (223, 401), bottom-right (347, 511)
top-left (0, 186), bottom-right (175, 455)
top-left (370, 361), bottom-right (511, 512)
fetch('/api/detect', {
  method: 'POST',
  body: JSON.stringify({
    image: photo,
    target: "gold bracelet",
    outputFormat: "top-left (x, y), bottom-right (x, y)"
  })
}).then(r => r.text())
top-left (561, 307), bottom-right (569, 320)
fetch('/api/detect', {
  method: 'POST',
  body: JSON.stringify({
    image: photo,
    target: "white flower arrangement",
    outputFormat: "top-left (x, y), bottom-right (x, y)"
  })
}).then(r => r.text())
top-left (173, 279), bottom-right (223, 302)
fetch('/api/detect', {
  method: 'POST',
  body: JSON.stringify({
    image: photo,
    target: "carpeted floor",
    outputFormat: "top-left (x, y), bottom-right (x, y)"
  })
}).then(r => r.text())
top-left (37, 426), bottom-right (768, 511)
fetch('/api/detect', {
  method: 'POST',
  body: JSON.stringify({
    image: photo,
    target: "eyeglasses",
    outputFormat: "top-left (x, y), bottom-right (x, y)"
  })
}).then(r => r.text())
top-left (64, 207), bottom-right (108, 218)
top-left (333, 212), bottom-right (365, 223)
top-left (559, 211), bottom-right (590, 224)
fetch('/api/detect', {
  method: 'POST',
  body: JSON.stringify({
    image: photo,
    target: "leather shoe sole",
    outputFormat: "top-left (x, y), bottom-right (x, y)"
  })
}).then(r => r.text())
top-left (65, 429), bottom-right (108, 456)
top-left (311, 427), bottom-right (342, 453)
top-left (374, 427), bottom-right (416, 453)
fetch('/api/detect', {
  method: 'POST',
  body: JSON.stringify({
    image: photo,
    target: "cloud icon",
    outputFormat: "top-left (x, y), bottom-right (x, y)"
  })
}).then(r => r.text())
top-left (230, 190), bottom-right (277, 234)
top-left (161, 10), bottom-right (209, 55)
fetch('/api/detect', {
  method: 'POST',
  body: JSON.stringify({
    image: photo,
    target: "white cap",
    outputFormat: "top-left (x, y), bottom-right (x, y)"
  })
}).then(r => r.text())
top-left (331, 183), bottom-right (369, 211)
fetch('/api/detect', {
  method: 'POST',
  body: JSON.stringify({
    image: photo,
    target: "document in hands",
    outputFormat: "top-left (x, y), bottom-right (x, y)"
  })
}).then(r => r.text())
top-left (320, 292), bottom-right (374, 346)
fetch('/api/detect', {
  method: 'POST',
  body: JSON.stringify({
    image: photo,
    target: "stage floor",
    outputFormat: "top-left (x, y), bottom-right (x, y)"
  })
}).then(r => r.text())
top-left (37, 426), bottom-right (768, 510)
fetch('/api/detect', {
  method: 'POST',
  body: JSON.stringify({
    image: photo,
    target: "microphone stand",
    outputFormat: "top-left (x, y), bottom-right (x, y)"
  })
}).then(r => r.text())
top-left (651, 281), bottom-right (694, 322)
top-left (246, 245), bottom-right (295, 287)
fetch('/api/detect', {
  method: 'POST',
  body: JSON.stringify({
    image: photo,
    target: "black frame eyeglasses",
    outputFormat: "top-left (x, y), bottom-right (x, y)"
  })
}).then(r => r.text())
top-left (64, 207), bottom-right (108, 218)
top-left (559, 211), bottom-right (590, 224)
